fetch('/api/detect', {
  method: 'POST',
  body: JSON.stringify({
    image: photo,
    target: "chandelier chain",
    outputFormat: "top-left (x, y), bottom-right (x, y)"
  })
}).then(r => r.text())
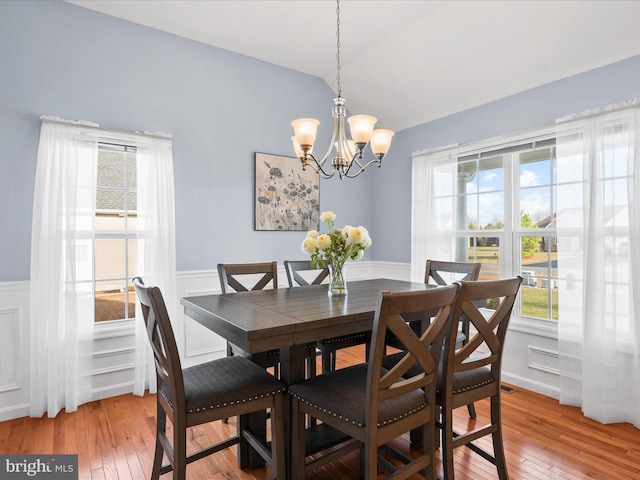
top-left (335, 0), bottom-right (341, 97)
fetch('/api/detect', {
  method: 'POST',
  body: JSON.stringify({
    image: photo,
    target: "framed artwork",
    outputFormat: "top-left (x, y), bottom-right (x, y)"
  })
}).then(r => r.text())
top-left (254, 152), bottom-right (320, 231)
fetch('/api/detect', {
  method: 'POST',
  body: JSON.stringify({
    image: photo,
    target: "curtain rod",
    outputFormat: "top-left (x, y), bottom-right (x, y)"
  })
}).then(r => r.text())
top-left (556, 98), bottom-right (640, 124)
top-left (40, 115), bottom-right (173, 140)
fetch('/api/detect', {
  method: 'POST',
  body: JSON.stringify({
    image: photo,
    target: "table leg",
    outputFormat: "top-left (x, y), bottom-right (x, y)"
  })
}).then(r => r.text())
top-left (238, 351), bottom-right (272, 469)
top-left (279, 343), bottom-right (307, 479)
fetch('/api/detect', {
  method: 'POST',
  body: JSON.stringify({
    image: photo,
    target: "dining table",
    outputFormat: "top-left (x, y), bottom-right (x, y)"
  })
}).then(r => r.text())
top-left (180, 277), bottom-right (435, 477)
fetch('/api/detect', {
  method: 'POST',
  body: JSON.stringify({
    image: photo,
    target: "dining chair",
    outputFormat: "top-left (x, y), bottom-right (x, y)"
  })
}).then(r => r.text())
top-left (217, 262), bottom-right (282, 375)
top-left (386, 259), bottom-right (481, 418)
top-left (284, 259), bottom-right (370, 373)
top-left (437, 276), bottom-right (522, 480)
top-left (425, 259), bottom-right (481, 348)
top-left (218, 261), bottom-right (318, 379)
top-left (132, 277), bottom-right (286, 480)
top-left (288, 284), bottom-right (460, 480)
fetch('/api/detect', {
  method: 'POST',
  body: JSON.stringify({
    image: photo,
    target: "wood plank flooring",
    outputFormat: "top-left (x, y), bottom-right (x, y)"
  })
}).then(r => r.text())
top-left (1, 345), bottom-right (639, 479)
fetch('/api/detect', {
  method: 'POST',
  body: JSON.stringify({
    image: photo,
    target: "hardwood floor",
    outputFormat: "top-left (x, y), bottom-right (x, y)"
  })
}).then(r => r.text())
top-left (1, 345), bottom-right (639, 479)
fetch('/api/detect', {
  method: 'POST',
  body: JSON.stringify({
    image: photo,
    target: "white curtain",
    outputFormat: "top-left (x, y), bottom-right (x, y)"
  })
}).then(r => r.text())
top-left (133, 134), bottom-right (177, 396)
top-left (556, 101), bottom-right (640, 428)
top-left (30, 118), bottom-right (98, 417)
top-left (411, 147), bottom-right (459, 281)
top-left (31, 118), bottom-right (176, 415)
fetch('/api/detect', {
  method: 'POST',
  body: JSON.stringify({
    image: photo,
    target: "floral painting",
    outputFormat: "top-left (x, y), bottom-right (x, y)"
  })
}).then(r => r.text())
top-left (254, 152), bottom-right (320, 231)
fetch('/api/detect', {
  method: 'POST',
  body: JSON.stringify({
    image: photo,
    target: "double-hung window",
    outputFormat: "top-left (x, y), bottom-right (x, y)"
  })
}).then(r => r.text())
top-left (413, 129), bottom-right (559, 323)
top-left (95, 142), bottom-right (137, 322)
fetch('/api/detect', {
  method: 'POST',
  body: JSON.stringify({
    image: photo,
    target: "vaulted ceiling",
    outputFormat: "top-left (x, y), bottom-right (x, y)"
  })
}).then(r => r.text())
top-left (67, 0), bottom-right (640, 132)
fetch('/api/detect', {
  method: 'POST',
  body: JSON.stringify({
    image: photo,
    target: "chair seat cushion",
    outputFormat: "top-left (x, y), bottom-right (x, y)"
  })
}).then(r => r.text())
top-left (288, 363), bottom-right (428, 428)
top-left (160, 356), bottom-right (285, 413)
top-left (450, 366), bottom-right (494, 395)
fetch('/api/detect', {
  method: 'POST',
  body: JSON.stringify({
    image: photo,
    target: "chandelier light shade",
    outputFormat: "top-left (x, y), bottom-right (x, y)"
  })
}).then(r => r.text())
top-left (290, 0), bottom-right (394, 179)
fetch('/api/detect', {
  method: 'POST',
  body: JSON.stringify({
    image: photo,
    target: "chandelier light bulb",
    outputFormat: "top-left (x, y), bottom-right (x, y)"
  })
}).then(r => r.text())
top-left (291, 118), bottom-right (319, 148)
top-left (370, 129), bottom-right (395, 156)
top-left (347, 115), bottom-right (377, 144)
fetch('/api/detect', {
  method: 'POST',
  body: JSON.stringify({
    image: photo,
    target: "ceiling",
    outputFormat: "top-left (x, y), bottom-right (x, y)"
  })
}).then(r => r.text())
top-left (66, 0), bottom-right (640, 133)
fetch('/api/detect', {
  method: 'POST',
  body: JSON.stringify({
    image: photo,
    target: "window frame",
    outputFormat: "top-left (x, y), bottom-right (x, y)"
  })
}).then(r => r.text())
top-left (414, 125), bottom-right (560, 339)
top-left (94, 141), bottom-right (138, 324)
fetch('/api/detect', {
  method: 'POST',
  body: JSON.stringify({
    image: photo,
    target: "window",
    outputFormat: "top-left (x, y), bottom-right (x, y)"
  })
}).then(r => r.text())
top-left (94, 143), bottom-right (137, 322)
top-left (416, 131), bottom-right (558, 322)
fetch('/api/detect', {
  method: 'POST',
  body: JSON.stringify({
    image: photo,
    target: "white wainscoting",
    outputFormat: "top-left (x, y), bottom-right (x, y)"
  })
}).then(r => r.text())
top-left (0, 282), bottom-right (30, 420)
top-left (0, 261), bottom-right (563, 420)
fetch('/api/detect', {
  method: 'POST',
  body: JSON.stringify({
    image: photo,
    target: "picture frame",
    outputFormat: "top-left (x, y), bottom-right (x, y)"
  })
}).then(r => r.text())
top-left (254, 152), bottom-right (320, 231)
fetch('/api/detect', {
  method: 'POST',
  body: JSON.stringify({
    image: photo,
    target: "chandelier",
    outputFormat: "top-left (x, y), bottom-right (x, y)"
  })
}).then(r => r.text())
top-left (290, 0), bottom-right (394, 179)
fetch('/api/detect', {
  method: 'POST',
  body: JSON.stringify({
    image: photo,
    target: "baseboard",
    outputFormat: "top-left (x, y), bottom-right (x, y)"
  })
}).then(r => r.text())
top-left (501, 371), bottom-right (560, 400)
top-left (0, 403), bottom-right (30, 422)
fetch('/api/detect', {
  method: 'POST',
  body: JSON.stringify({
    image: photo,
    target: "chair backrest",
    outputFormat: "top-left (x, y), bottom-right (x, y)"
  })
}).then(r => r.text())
top-left (284, 260), bottom-right (330, 287)
top-left (441, 277), bottom-right (523, 389)
top-left (132, 277), bottom-right (184, 411)
top-left (217, 261), bottom-right (278, 294)
top-left (366, 284), bottom-right (459, 429)
top-left (425, 259), bottom-right (481, 285)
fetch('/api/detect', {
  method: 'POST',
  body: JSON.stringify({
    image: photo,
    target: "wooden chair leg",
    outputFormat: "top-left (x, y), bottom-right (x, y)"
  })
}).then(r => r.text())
top-left (291, 398), bottom-right (307, 480)
top-left (270, 395), bottom-right (286, 479)
top-left (441, 405), bottom-right (455, 480)
top-left (152, 403), bottom-right (165, 480)
top-left (491, 396), bottom-right (509, 480)
top-left (467, 402), bottom-right (477, 419)
top-left (364, 442), bottom-right (378, 480)
top-left (173, 419), bottom-right (187, 480)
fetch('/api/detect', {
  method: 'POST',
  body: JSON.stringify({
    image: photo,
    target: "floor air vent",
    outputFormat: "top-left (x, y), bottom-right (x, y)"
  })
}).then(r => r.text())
top-left (500, 384), bottom-right (516, 393)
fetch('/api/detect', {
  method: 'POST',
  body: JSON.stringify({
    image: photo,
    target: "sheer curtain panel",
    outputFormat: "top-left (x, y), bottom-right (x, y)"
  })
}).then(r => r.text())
top-left (556, 100), bottom-right (640, 428)
top-left (30, 118), bottom-right (98, 417)
top-left (411, 147), bottom-right (459, 281)
top-left (133, 134), bottom-right (177, 396)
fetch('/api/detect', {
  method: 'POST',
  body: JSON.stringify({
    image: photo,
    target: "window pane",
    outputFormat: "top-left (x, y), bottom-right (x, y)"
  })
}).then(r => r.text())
top-left (125, 152), bottom-right (137, 188)
top-left (434, 198), bottom-right (454, 230)
top-left (95, 239), bottom-right (126, 280)
top-left (520, 186), bottom-right (552, 226)
top-left (520, 236), bottom-right (558, 321)
top-left (464, 195), bottom-right (478, 230)
top-left (519, 150), bottom-right (552, 185)
top-left (478, 155), bottom-right (503, 192)
top-left (458, 159), bottom-right (477, 193)
top-left (464, 236), bottom-right (500, 281)
top-left (127, 238), bottom-right (137, 279)
top-left (96, 189), bottom-right (125, 213)
top-left (95, 144), bottom-right (137, 323)
top-left (478, 192), bottom-right (504, 228)
top-left (95, 280), bottom-right (128, 322)
top-left (97, 150), bottom-right (125, 188)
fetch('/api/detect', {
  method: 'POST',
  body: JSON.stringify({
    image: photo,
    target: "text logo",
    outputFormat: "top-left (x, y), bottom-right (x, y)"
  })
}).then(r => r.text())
top-left (1, 455), bottom-right (78, 479)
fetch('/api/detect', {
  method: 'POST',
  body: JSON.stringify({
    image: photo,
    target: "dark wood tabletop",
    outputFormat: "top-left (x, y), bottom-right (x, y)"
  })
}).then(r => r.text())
top-left (181, 278), bottom-right (433, 362)
top-left (180, 277), bottom-right (434, 477)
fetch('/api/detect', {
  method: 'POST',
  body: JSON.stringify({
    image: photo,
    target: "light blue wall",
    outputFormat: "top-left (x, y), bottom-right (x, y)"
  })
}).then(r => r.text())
top-left (3, 1), bottom-right (640, 281)
top-left (371, 55), bottom-right (640, 263)
top-left (0, 0), bottom-right (373, 282)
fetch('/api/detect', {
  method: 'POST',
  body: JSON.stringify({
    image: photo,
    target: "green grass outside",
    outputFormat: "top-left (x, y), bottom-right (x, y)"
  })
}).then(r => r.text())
top-left (520, 286), bottom-right (558, 321)
top-left (469, 246), bottom-right (559, 321)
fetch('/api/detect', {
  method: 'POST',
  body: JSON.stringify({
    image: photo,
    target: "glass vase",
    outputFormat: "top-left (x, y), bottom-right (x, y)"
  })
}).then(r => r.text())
top-left (328, 261), bottom-right (347, 297)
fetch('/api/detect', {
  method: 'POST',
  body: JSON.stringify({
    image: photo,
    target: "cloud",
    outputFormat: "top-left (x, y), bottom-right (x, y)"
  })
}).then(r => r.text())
top-left (483, 172), bottom-right (498, 182)
top-left (520, 170), bottom-right (539, 187)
